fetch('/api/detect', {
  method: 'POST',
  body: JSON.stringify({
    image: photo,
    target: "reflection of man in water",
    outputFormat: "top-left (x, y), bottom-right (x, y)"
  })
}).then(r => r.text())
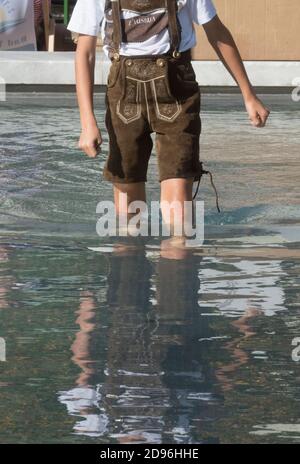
top-left (58, 239), bottom-right (288, 443)
top-left (58, 242), bottom-right (221, 444)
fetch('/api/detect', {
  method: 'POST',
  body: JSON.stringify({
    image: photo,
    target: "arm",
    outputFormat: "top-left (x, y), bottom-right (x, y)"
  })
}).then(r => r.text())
top-left (203, 16), bottom-right (270, 127)
top-left (75, 34), bottom-right (102, 157)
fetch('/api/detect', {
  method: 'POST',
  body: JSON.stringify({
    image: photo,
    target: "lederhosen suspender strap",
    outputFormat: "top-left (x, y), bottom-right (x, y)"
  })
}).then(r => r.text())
top-left (111, 0), bottom-right (122, 60)
top-left (166, 0), bottom-right (181, 57)
top-left (110, 0), bottom-right (181, 60)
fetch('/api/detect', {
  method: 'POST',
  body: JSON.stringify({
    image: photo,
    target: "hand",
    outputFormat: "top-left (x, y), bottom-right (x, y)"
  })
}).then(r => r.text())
top-left (244, 95), bottom-right (270, 128)
top-left (78, 123), bottom-right (102, 158)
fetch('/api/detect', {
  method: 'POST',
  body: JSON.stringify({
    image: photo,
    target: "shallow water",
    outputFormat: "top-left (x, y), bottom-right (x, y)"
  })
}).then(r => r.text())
top-left (0, 92), bottom-right (300, 444)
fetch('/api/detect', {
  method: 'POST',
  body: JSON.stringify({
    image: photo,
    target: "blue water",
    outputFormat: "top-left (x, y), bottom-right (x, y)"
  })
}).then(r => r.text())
top-left (0, 92), bottom-right (300, 443)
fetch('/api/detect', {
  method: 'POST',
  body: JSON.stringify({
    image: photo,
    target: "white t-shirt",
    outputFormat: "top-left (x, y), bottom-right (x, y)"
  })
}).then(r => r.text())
top-left (67, 0), bottom-right (217, 57)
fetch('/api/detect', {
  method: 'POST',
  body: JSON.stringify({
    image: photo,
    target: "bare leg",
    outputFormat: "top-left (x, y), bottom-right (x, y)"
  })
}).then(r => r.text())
top-left (160, 177), bottom-right (194, 233)
top-left (112, 182), bottom-right (146, 243)
top-left (113, 182), bottom-right (146, 215)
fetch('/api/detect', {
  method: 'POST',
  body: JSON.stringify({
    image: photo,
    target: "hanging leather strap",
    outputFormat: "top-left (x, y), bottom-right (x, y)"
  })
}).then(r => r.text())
top-left (166, 0), bottom-right (181, 57)
top-left (193, 164), bottom-right (221, 213)
top-left (111, 0), bottom-right (122, 60)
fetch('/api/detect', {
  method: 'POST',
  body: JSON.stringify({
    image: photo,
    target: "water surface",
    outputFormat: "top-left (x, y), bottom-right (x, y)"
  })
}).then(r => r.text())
top-left (0, 92), bottom-right (300, 444)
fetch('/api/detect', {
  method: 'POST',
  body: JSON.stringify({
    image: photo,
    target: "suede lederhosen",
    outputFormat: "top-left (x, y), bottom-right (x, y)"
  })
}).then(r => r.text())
top-left (103, 0), bottom-right (220, 211)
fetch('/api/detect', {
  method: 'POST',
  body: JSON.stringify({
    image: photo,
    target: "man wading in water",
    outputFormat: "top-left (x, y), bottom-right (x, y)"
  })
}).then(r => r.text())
top-left (68, 0), bottom-right (270, 236)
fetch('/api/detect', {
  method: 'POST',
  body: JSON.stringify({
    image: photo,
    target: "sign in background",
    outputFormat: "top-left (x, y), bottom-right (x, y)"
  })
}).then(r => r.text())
top-left (0, 0), bottom-right (36, 51)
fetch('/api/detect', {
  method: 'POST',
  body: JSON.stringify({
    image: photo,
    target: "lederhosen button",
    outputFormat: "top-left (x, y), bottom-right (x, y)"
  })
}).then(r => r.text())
top-left (172, 50), bottom-right (181, 59)
top-left (156, 58), bottom-right (165, 67)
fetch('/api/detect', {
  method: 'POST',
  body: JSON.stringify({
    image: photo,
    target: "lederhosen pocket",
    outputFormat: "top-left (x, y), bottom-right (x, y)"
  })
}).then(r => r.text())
top-left (150, 58), bottom-right (182, 122)
top-left (107, 60), bottom-right (121, 89)
top-left (115, 61), bottom-right (142, 124)
top-left (168, 59), bottom-right (200, 102)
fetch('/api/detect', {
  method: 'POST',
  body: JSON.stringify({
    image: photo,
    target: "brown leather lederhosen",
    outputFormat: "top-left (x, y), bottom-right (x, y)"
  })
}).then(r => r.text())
top-left (103, 0), bottom-right (220, 211)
